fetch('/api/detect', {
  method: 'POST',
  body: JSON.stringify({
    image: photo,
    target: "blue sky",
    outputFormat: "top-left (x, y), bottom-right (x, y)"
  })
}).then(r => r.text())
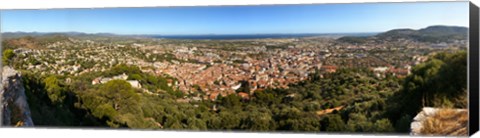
top-left (0, 2), bottom-right (469, 35)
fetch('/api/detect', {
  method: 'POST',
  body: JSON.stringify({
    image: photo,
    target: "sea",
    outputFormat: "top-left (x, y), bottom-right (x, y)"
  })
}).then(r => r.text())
top-left (149, 33), bottom-right (377, 40)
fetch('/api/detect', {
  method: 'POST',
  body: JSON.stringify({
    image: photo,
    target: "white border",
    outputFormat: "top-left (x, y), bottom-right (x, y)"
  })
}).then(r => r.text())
top-left (0, 0), bottom-right (471, 10)
top-left (0, 128), bottom-right (423, 138)
top-left (0, 0), bottom-right (478, 138)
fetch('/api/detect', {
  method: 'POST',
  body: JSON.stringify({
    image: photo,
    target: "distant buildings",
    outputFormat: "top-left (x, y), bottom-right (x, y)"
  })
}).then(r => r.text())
top-left (237, 92), bottom-right (250, 100)
top-left (92, 73), bottom-right (142, 88)
top-left (321, 65), bottom-right (337, 73)
top-left (13, 35), bottom-right (459, 102)
top-left (370, 66), bottom-right (411, 78)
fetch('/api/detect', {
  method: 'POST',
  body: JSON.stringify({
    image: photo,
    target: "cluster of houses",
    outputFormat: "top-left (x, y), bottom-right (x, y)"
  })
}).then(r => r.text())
top-left (11, 36), bottom-right (455, 103)
top-left (371, 66), bottom-right (411, 78)
top-left (91, 73), bottom-right (142, 88)
top-left (147, 46), bottom-right (328, 101)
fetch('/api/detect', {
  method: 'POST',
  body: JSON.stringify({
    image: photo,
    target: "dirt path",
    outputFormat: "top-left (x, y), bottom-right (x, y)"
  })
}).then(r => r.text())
top-left (316, 106), bottom-right (344, 116)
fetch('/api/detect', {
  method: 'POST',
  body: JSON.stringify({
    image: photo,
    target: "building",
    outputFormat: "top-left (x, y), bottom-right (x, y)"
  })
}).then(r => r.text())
top-left (372, 67), bottom-right (389, 72)
top-left (92, 77), bottom-right (102, 85)
top-left (322, 65), bottom-right (337, 73)
top-left (237, 92), bottom-right (250, 100)
top-left (127, 80), bottom-right (142, 88)
top-left (209, 92), bottom-right (220, 101)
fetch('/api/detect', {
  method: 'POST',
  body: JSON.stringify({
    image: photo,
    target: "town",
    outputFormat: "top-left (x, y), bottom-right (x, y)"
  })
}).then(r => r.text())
top-left (8, 35), bottom-right (465, 102)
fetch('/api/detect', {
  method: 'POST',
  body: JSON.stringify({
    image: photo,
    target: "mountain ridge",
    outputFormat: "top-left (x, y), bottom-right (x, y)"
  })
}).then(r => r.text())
top-left (1, 25), bottom-right (468, 43)
top-left (338, 25), bottom-right (468, 44)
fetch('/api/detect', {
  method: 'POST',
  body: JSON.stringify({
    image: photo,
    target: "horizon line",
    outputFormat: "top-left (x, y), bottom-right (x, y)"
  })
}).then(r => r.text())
top-left (1, 31), bottom-right (382, 36)
top-left (0, 25), bottom-right (468, 36)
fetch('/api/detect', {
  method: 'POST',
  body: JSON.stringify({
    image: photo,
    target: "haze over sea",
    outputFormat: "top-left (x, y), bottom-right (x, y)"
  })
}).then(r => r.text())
top-left (149, 33), bottom-right (377, 40)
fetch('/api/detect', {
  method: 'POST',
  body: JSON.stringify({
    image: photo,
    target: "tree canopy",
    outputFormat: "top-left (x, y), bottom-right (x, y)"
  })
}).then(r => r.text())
top-left (15, 51), bottom-right (467, 133)
top-left (3, 49), bottom-right (15, 66)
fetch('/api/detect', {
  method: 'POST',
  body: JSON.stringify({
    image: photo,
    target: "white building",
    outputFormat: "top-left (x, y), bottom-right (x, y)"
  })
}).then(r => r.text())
top-left (127, 80), bottom-right (142, 88)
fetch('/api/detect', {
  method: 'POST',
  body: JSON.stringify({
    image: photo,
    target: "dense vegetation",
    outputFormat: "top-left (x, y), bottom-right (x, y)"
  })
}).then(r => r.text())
top-left (386, 51), bottom-right (468, 127)
top-left (337, 36), bottom-right (369, 44)
top-left (2, 49), bottom-right (15, 66)
top-left (2, 35), bottom-right (70, 49)
top-left (3, 37), bottom-right (467, 132)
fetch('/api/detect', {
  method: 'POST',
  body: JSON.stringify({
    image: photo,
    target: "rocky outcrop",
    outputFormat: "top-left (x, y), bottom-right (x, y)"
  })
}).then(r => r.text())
top-left (1, 66), bottom-right (34, 127)
top-left (411, 107), bottom-right (467, 136)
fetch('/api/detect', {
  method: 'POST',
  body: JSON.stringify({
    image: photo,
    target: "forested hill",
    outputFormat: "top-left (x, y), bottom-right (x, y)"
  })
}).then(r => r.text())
top-left (376, 26), bottom-right (468, 42)
top-left (7, 50), bottom-right (466, 133)
top-left (1, 35), bottom-right (71, 50)
top-left (1, 32), bottom-right (118, 39)
top-left (338, 25), bottom-right (468, 44)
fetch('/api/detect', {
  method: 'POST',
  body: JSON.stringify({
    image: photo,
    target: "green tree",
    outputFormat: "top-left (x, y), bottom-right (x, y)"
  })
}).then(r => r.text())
top-left (253, 91), bottom-right (278, 106)
top-left (346, 113), bottom-right (373, 132)
top-left (44, 76), bottom-right (65, 104)
top-left (241, 112), bottom-right (276, 131)
top-left (324, 114), bottom-right (346, 132)
top-left (395, 115), bottom-right (412, 132)
top-left (128, 74), bottom-right (143, 81)
top-left (373, 118), bottom-right (394, 132)
top-left (389, 51), bottom-right (468, 119)
top-left (186, 118), bottom-right (207, 130)
top-left (207, 115), bottom-right (223, 130)
top-left (3, 49), bottom-right (15, 66)
top-left (220, 94), bottom-right (242, 108)
top-left (218, 111), bottom-right (241, 130)
top-left (80, 80), bottom-right (141, 128)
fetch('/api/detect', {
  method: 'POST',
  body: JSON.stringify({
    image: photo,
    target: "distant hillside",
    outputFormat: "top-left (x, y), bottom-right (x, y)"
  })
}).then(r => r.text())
top-left (2, 35), bottom-right (71, 50)
top-left (376, 26), bottom-right (468, 43)
top-left (337, 25), bottom-right (468, 44)
top-left (2, 32), bottom-right (122, 39)
top-left (336, 36), bottom-right (371, 44)
top-left (2, 32), bottom-right (48, 39)
top-left (1, 32), bottom-right (151, 43)
top-left (3, 26), bottom-right (468, 45)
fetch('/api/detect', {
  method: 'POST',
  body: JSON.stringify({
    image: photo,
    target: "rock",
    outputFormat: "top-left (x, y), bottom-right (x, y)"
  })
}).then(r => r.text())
top-left (411, 107), bottom-right (467, 136)
top-left (1, 66), bottom-right (34, 126)
top-left (410, 107), bottom-right (435, 135)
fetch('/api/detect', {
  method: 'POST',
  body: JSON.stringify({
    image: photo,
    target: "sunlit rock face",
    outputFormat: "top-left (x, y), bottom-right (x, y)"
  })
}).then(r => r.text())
top-left (1, 66), bottom-right (34, 127)
top-left (411, 107), bottom-right (467, 136)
